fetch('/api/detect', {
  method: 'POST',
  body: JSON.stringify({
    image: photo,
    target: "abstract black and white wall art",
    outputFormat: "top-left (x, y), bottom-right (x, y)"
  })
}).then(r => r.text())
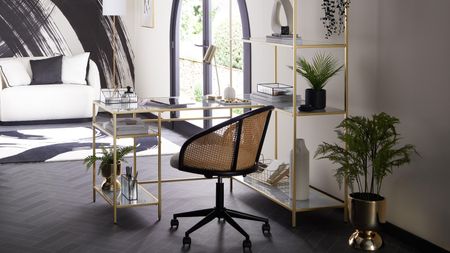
top-left (0, 0), bottom-right (134, 88)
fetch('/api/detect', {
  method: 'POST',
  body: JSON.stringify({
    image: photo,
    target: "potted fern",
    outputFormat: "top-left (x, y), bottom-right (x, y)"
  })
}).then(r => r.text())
top-left (83, 146), bottom-right (134, 191)
top-left (294, 52), bottom-right (343, 110)
top-left (314, 112), bottom-right (417, 251)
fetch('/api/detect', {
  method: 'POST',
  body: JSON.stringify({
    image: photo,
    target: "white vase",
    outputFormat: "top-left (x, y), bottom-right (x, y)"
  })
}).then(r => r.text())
top-left (290, 139), bottom-right (309, 200)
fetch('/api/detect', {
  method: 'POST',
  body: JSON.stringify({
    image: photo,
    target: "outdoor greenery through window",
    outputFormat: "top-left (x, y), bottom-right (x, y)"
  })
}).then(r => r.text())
top-left (179, 0), bottom-right (244, 102)
top-left (178, 0), bottom-right (245, 127)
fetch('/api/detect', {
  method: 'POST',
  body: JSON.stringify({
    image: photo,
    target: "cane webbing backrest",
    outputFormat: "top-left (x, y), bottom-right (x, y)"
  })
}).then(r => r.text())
top-left (235, 111), bottom-right (270, 170)
top-left (183, 122), bottom-right (238, 171)
top-left (181, 107), bottom-right (272, 174)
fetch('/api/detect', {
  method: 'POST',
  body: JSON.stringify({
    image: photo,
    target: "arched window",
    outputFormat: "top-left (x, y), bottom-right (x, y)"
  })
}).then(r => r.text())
top-left (170, 0), bottom-right (251, 130)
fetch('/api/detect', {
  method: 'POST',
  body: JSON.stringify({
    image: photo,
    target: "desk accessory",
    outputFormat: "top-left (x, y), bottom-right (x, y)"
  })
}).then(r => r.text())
top-left (121, 166), bottom-right (138, 200)
top-left (149, 97), bottom-right (195, 108)
top-left (203, 45), bottom-right (222, 100)
top-left (298, 104), bottom-right (314, 112)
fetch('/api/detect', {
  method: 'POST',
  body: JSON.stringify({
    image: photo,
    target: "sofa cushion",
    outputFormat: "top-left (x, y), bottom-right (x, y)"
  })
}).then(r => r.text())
top-left (0, 84), bottom-right (96, 121)
top-left (0, 59), bottom-right (32, 87)
top-left (30, 56), bottom-right (63, 85)
top-left (62, 52), bottom-right (90, 85)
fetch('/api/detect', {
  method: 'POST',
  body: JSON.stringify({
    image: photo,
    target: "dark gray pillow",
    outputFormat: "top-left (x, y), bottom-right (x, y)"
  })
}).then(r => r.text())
top-left (30, 56), bottom-right (63, 85)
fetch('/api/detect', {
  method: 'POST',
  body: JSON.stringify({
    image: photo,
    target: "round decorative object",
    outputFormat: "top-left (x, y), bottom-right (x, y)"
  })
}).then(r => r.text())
top-left (349, 230), bottom-right (383, 251)
top-left (271, 0), bottom-right (293, 35)
top-left (223, 86), bottom-right (236, 100)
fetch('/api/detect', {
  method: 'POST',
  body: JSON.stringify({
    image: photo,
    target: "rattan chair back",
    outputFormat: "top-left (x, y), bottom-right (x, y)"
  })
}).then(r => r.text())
top-left (179, 106), bottom-right (274, 176)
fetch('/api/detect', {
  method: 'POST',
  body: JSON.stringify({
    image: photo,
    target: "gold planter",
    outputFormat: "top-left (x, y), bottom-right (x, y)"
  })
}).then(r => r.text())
top-left (348, 193), bottom-right (386, 251)
top-left (100, 163), bottom-right (121, 191)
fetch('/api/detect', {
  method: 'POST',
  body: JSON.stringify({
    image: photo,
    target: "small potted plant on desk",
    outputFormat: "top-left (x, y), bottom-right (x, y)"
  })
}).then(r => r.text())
top-left (292, 52), bottom-right (343, 111)
top-left (314, 112), bottom-right (417, 251)
top-left (83, 146), bottom-right (134, 191)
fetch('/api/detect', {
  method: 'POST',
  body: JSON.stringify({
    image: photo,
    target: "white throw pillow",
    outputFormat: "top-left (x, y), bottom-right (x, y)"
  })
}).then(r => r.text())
top-left (62, 52), bottom-right (90, 85)
top-left (0, 60), bottom-right (32, 87)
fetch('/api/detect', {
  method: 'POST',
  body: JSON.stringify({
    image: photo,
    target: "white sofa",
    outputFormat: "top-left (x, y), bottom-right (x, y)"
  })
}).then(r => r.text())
top-left (0, 56), bottom-right (101, 122)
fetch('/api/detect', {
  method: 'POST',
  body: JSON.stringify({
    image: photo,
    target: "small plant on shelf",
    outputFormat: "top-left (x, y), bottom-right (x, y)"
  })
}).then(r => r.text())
top-left (292, 52), bottom-right (343, 110)
top-left (83, 146), bottom-right (134, 191)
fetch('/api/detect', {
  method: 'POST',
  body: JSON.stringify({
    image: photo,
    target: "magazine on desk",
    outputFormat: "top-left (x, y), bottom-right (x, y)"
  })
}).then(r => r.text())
top-left (140, 98), bottom-right (195, 108)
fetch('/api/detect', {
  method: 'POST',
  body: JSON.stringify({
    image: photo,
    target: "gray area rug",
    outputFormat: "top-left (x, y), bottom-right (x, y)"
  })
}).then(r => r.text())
top-left (0, 126), bottom-right (180, 164)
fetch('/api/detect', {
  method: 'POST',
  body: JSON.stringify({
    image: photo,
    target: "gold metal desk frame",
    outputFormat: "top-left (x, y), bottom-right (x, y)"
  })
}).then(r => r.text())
top-left (91, 99), bottom-right (263, 224)
top-left (92, 97), bottom-right (345, 226)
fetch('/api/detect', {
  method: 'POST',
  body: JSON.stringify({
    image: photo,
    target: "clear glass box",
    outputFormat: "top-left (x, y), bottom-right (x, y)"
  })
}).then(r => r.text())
top-left (257, 83), bottom-right (293, 96)
top-left (101, 88), bottom-right (138, 104)
top-left (120, 174), bottom-right (138, 201)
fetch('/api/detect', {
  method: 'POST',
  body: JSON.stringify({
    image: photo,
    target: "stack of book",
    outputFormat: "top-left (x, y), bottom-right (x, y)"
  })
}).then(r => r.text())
top-left (102, 118), bottom-right (151, 136)
top-left (251, 92), bottom-right (294, 103)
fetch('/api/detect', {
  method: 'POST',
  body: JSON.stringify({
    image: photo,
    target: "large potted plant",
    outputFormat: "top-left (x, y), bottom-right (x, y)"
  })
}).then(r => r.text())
top-left (83, 146), bottom-right (134, 191)
top-left (294, 52), bottom-right (343, 110)
top-left (314, 112), bottom-right (417, 251)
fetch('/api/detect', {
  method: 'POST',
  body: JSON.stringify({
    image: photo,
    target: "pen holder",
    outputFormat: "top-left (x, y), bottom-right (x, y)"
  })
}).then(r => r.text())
top-left (120, 174), bottom-right (138, 200)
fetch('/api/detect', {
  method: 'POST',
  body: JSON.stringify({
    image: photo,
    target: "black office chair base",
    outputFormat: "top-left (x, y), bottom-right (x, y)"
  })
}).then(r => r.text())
top-left (170, 178), bottom-right (270, 250)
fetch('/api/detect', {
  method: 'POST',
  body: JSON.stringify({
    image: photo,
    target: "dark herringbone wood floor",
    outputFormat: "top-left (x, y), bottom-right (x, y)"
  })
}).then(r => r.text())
top-left (0, 153), bottom-right (428, 253)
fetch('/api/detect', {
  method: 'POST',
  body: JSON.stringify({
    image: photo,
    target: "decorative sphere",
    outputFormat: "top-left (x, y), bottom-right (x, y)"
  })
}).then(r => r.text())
top-left (223, 87), bottom-right (236, 99)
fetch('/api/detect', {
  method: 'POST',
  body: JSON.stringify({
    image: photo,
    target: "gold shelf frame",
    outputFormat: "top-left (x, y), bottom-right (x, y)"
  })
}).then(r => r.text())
top-left (232, 0), bottom-right (350, 227)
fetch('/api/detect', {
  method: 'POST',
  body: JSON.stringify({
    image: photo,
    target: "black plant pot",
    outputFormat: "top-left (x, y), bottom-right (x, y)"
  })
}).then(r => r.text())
top-left (305, 89), bottom-right (326, 110)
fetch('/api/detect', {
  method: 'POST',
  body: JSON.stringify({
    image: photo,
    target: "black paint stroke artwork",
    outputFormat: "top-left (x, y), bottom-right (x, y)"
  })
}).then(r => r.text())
top-left (0, 0), bottom-right (134, 88)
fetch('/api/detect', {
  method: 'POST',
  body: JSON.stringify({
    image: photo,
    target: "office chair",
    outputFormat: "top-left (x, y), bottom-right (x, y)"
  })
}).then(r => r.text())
top-left (169, 106), bottom-right (274, 250)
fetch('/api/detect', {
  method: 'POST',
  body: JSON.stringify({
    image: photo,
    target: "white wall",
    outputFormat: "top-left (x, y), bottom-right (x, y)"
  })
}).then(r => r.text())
top-left (129, 0), bottom-right (449, 250)
top-left (377, 0), bottom-right (450, 250)
top-left (133, 0), bottom-right (172, 97)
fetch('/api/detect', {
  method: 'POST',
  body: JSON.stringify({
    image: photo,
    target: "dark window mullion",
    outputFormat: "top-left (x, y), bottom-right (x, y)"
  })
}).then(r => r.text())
top-left (203, 0), bottom-right (212, 129)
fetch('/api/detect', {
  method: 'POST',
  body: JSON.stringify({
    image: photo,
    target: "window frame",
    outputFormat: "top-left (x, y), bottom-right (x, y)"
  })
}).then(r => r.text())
top-left (169, 0), bottom-right (251, 133)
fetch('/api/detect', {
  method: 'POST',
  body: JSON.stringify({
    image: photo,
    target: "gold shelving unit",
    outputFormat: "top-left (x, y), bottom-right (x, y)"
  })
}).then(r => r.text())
top-left (232, 0), bottom-right (349, 227)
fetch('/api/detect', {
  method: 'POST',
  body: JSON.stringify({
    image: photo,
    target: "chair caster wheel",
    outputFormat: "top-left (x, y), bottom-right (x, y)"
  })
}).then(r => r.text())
top-left (243, 239), bottom-right (252, 250)
top-left (183, 236), bottom-right (191, 247)
top-left (262, 223), bottom-right (271, 235)
top-left (170, 219), bottom-right (179, 229)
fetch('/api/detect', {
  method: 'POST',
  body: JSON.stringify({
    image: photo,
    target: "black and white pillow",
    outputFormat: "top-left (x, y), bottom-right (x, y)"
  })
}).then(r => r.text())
top-left (30, 56), bottom-right (63, 85)
top-left (62, 52), bottom-right (90, 85)
top-left (0, 59), bottom-right (32, 87)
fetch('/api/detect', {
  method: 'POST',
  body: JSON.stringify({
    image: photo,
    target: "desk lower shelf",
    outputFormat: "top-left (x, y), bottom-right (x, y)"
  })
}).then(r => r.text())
top-left (94, 184), bottom-right (158, 208)
top-left (233, 176), bottom-right (343, 212)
